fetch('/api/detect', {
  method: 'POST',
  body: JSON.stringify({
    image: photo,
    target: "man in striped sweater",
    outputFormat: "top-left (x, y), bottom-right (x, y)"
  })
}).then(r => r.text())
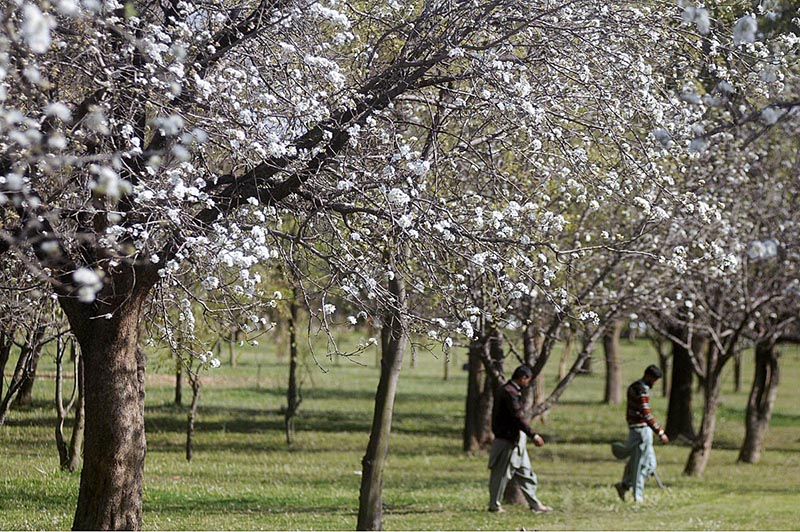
top-left (614, 365), bottom-right (669, 502)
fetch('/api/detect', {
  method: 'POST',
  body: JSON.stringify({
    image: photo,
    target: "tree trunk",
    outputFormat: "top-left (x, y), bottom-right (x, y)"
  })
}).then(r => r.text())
top-left (522, 317), bottom-right (546, 423)
top-left (463, 337), bottom-right (487, 452)
top-left (186, 374), bottom-right (201, 462)
top-left (0, 326), bottom-right (44, 426)
top-left (579, 342), bottom-right (592, 373)
top-left (558, 331), bottom-right (573, 380)
top-left (68, 353), bottom-right (85, 473)
top-left (684, 346), bottom-right (721, 476)
top-left (56, 336), bottom-right (82, 471)
top-left (285, 292), bottom-right (301, 445)
top-left (665, 328), bottom-right (696, 441)
top-left (738, 340), bottom-right (780, 463)
top-left (0, 330), bottom-right (15, 398)
top-left (69, 293), bottom-right (149, 530)
top-left (174, 357), bottom-right (183, 406)
top-left (603, 321), bottom-right (624, 405)
top-left (15, 325), bottom-right (46, 406)
top-left (357, 255), bottom-right (408, 531)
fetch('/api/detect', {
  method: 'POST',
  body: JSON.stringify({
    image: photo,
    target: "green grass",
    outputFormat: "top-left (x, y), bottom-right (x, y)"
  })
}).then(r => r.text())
top-left (2, 333), bottom-right (800, 530)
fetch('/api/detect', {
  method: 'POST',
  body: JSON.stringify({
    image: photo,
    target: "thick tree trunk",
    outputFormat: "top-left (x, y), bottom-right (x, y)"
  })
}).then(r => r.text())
top-left (738, 340), bottom-right (780, 463)
top-left (463, 337), bottom-right (487, 452)
top-left (665, 329), bottom-right (696, 441)
top-left (603, 321), bottom-right (624, 405)
top-left (479, 327), bottom-right (503, 440)
top-left (69, 297), bottom-right (148, 530)
top-left (285, 293), bottom-right (301, 445)
top-left (357, 258), bottom-right (408, 531)
top-left (684, 347), bottom-right (722, 476)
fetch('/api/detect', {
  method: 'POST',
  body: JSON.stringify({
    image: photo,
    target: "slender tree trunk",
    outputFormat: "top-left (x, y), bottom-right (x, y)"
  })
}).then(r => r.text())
top-left (684, 346), bottom-right (722, 476)
top-left (68, 353), bottom-right (85, 473)
top-left (738, 340), bottom-right (780, 463)
top-left (0, 326), bottom-right (44, 426)
top-left (228, 334), bottom-right (236, 368)
top-left (657, 340), bottom-right (670, 397)
top-left (665, 328), bottom-right (696, 441)
top-left (357, 254), bottom-right (408, 531)
top-left (15, 325), bottom-right (46, 406)
top-left (174, 357), bottom-right (183, 406)
top-left (186, 374), bottom-right (201, 462)
top-left (603, 321), bottom-right (624, 405)
top-left (559, 331), bottom-right (573, 380)
top-left (579, 342), bottom-right (592, 373)
top-left (285, 292), bottom-right (301, 445)
top-left (69, 291), bottom-right (149, 531)
top-left (56, 336), bottom-right (82, 470)
top-left (0, 330), bottom-right (15, 398)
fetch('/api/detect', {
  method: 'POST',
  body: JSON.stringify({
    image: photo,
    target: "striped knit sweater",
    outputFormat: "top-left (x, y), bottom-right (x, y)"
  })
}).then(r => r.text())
top-left (626, 379), bottom-right (663, 435)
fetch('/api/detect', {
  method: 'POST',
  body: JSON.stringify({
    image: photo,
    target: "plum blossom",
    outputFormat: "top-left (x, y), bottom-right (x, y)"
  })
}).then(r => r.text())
top-left (73, 268), bottom-right (103, 303)
top-left (387, 188), bottom-right (411, 207)
top-left (22, 4), bottom-right (53, 54)
top-left (733, 15), bottom-right (757, 44)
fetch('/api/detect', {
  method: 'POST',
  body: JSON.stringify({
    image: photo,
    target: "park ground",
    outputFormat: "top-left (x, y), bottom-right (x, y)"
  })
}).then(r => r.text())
top-left (2, 331), bottom-right (799, 530)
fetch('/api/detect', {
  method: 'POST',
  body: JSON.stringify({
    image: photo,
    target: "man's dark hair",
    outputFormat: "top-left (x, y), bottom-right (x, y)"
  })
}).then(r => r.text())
top-left (512, 365), bottom-right (534, 380)
top-left (644, 364), bottom-right (662, 380)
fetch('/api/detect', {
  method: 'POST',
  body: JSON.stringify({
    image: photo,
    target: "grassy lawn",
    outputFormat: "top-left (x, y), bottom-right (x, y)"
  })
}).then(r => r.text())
top-left (2, 330), bottom-right (799, 530)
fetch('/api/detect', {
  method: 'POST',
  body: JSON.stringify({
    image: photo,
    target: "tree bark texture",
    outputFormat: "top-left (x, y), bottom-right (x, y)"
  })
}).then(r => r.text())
top-left (68, 289), bottom-right (149, 531)
top-left (463, 338), bottom-right (487, 452)
top-left (738, 340), bottom-right (780, 463)
top-left (603, 321), bottom-right (624, 405)
top-left (357, 258), bottom-right (408, 531)
top-left (665, 328), bottom-right (696, 441)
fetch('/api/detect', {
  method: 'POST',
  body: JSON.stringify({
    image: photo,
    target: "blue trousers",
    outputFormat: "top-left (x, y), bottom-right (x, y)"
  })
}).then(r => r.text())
top-left (621, 426), bottom-right (657, 502)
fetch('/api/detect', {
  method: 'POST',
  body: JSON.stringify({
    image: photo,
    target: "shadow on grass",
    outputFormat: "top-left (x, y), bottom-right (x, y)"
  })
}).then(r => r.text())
top-left (146, 491), bottom-right (361, 516)
top-left (0, 483), bottom-right (77, 509)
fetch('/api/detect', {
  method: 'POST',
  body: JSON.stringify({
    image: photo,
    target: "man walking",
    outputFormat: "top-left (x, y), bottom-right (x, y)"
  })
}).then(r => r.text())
top-left (614, 364), bottom-right (669, 502)
top-left (488, 365), bottom-right (553, 514)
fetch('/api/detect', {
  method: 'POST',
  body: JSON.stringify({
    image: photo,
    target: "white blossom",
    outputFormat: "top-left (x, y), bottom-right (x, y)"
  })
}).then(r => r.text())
top-left (22, 4), bottom-right (53, 54)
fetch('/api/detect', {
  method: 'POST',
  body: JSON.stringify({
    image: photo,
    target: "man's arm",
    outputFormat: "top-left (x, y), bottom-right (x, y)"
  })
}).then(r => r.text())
top-left (635, 384), bottom-right (669, 444)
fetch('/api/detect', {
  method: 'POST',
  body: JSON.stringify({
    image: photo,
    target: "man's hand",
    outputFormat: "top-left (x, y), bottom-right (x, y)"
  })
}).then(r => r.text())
top-left (532, 434), bottom-right (544, 447)
top-left (659, 432), bottom-right (669, 445)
